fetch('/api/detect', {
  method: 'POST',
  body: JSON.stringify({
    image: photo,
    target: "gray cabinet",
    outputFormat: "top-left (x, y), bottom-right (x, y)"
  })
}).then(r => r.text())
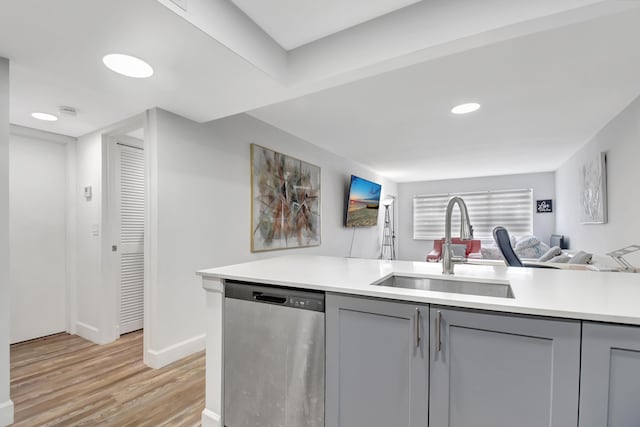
top-left (579, 322), bottom-right (640, 427)
top-left (429, 306), bottom-right (581, 427)
top-left (326, 293), bottom-right (428, 427)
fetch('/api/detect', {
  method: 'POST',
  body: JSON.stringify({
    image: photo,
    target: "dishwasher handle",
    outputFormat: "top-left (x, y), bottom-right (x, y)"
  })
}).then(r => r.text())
top-left (253, 292), bottom-right (287, 304)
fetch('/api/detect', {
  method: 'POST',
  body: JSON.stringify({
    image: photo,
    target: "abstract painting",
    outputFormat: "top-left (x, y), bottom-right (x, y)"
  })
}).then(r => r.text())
top-left (251, 144), bottom-right (321, 252)
top-left (579, 152), bottom-right (607, 224)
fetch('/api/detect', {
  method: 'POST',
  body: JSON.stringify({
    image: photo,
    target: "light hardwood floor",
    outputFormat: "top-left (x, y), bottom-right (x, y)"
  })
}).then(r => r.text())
top-left (10, 331), bottom-right (205, 427)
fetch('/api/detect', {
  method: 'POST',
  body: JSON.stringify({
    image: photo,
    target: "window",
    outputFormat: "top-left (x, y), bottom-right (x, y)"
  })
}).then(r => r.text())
top-left (413, 189), bottom-right (533, 240)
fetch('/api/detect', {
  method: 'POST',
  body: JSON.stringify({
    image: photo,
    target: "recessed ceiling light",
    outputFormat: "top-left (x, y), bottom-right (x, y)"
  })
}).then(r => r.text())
top-left (451, 102), bottom-right (481, 115)
top-left (102, 54), bottom-right (154, 78)
top-left (32, 112), bottom-right (58, 121)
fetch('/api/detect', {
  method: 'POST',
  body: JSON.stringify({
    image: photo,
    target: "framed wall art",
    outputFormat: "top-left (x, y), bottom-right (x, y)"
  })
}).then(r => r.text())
top-left (536, 199), bottom-right (553, 213)
top-left (251, 144), bottom-right (321, 252)
top-left (579, 152), bottom-right (607, 224)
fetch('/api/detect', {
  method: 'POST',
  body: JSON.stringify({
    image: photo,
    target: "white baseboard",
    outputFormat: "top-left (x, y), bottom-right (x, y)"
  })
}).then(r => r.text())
top-left (0, 399), bottom-right (14, 427)
top-left (145, 333), bottom-right (206, 369)
top-left (201, 408), bottom-right (221, 427)
top-left (75, 321), bottom-right (100, 343)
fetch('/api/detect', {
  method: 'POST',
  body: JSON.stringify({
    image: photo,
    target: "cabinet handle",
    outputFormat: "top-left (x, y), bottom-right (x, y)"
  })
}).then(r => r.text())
top-left (415, 308), bottom-right (421, 348)
top-left (436, 310), bottom-right (442, 352)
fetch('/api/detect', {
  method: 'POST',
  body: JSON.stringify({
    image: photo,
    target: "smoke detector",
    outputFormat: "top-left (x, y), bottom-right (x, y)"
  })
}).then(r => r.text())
top-left (58, 106), bottom-right (77, 117)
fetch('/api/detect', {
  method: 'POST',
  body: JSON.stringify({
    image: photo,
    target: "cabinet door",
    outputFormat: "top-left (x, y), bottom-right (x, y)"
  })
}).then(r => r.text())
top-left (326, 294), bottom-right (428, 427)
top-left (429, 306), bottom-right (580, 427)
top-left (579, 322), bottom-right (640, 427)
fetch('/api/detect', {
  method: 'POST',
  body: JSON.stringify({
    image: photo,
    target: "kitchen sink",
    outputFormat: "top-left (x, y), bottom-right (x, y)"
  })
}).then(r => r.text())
top-left (374, 275), bottom-right (514, 299)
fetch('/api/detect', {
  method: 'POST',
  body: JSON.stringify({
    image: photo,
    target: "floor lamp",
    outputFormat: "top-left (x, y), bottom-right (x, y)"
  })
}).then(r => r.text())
top-left (380, 197), bottom-right (396, 260)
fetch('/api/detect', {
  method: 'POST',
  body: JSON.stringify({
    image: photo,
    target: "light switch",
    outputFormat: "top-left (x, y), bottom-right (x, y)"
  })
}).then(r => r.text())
top-left (91, 224), bottom-right (100, 237)
top-left (84, 186), bottom-right (92, 200)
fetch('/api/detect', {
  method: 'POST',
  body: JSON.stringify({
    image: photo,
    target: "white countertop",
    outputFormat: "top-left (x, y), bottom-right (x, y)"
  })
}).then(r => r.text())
top-left (197, 255), bottom-right (640, 325)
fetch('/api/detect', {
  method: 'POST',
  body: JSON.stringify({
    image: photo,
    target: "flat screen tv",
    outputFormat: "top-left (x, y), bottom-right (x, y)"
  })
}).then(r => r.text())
top-left (345, 175), bottom-right (382, 227)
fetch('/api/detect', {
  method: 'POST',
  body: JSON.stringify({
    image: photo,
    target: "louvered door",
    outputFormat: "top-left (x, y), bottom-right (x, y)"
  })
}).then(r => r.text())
top-left (116, 142), bottom-right (145, 335)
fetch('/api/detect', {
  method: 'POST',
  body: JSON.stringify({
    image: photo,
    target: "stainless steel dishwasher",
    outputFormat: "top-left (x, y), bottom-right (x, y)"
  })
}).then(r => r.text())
top-left (224, 280), bottom-right (325, 427)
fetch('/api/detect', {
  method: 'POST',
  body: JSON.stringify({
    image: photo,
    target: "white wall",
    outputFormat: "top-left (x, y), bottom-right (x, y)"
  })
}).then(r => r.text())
top-left (556, 95), bottom-right (640, 265)
top-left (73, 115), bottom-right (144, 344)
top-left (73, 129), bottom-right (105, 342)
top-left (397, 172), bottom-right (555, 261)
top-left (0, 56), bottom-right (14, 427)
top-left (145, 109), bottom-right (396, 367)
top-left (9, 126), bottom-right (70, 343)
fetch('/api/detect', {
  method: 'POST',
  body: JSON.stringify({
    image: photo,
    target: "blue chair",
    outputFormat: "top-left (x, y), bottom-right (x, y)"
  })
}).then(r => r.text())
top-left (493, 226), bottom-right (559, 269)
top-left (492, 226), bottom-right (524, 267)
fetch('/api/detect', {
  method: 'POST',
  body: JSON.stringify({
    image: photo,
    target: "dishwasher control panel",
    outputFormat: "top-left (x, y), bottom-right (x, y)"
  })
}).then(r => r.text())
top-left (225, 279), bottom-right (325, 312)
top-left (289, 296), bottom-right (324, 311)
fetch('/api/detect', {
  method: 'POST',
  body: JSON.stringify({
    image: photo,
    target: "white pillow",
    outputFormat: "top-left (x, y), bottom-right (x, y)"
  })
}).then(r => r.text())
top-left (481, 247), bottom-right (502, 260)
top-left (515, 235), bottom-right (541, 250)
top-left (514, 235), bottom-right (551, 258)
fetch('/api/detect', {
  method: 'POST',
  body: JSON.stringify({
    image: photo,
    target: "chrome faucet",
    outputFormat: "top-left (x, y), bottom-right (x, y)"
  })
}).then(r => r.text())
top-left (442, 196), bottom-right (474, 275)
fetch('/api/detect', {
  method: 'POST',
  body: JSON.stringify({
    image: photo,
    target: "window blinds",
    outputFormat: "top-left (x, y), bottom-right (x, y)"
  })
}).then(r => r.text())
top-left (413, 189), bottom-right (533, 240)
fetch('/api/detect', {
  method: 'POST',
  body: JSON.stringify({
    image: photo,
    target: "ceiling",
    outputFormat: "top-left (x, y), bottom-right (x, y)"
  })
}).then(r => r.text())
top-left (249, 8), bottom-right (640, 182)
top-left (229, 0), bottom-right (421, 50)
top-left (0, 0), bottom-right (286, 137)
top-left (1, 0), bottom-right (640, 182)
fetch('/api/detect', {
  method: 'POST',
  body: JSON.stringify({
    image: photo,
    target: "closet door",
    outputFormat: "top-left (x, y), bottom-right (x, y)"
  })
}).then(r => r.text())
top-left (115, 141), bottom-right (145, 335)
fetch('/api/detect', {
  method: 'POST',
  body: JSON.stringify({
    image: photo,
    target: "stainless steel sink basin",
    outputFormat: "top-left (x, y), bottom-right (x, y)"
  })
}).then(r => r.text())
top-left (374, 275), bottom-right (514, 299)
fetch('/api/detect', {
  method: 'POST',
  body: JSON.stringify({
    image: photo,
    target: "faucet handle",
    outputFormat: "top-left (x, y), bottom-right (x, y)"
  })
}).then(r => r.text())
top-left (460, 223), bottom-right (474, 240)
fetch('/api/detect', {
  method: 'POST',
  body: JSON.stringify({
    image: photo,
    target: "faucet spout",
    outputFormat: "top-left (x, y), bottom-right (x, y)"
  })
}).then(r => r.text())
top-left (442, 196), bottom-right (473, 275)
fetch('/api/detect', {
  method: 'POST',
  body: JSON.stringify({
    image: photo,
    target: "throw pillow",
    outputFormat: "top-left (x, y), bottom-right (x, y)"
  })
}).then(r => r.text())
top-left (539, 246), bottom-right (562, 262)
top-left (568, 251), bottom-right (593, 264)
